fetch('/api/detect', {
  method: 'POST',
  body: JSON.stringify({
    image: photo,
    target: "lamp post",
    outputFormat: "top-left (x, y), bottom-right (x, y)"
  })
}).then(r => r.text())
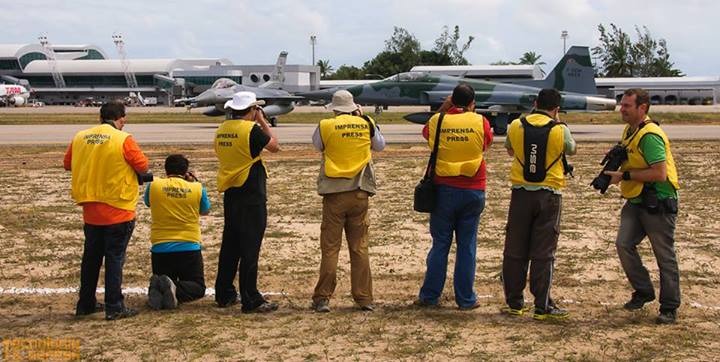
top-left (561, 30), bottom-right (568, 54)
top-left (310, 35), bottom-right (317, 65)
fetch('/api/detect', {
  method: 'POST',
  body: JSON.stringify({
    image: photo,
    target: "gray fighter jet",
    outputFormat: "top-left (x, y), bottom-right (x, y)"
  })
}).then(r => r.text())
top-left (174, 51), bottom-right (302, 126)
top-left (299, 46), bottom-right (616, 134)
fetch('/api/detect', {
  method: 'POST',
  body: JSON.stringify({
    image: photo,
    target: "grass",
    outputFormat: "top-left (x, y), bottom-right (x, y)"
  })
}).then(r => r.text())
top-left (0, 141), bottom-right (719, 360)
top-left (2, 110), bottom-right (720, 125)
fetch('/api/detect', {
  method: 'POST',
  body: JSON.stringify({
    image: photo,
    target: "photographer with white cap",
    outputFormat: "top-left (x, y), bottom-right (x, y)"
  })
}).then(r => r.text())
top-left (213, 91), bottom-right (279, 313)
top-left (310, 89), bottom-right (385, 313)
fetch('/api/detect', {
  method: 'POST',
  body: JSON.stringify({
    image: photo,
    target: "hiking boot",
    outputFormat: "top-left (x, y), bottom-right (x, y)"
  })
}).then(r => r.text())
top-left (312, 299), bottom-right (331, 313)
top-left (413, 299), bottom-right (439, 308)
top-left (105, 307), bottom-right (138, 321)
top-left (533, 305), bottom-right (569, 321)
top-left (243, 301), bottom-right (279, 314)
top-left (147, 275), bottom-right (163, 310)
top-left (656, 310), bottom-right (677, 325)
top-left (360, 304), bottom-right (375, 312)
top-left (500, 305), bottom-right (529, 316)
top-left (458, 301), bottom-right (481, 311)
top-left (75, 302), bottom-right (104, 316)
top-left (623, 292), bottom-right (655, 310)
top-left (157, 275), bottom-right (178, 309)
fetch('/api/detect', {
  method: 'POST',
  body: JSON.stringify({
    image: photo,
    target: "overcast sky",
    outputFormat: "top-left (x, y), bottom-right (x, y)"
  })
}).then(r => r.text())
top-left (2, 0), bottom-right (716, 76)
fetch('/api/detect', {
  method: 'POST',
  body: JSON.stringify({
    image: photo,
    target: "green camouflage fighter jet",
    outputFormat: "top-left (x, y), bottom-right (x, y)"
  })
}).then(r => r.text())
top-left (299, 46), bottom-right (615, 135)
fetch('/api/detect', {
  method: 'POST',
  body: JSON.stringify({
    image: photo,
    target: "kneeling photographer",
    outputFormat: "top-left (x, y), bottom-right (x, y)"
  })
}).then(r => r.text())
top-left (601, 88), bottom-right (681, 325)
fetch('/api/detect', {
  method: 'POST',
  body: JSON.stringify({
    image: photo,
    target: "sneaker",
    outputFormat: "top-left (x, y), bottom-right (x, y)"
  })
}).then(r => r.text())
top-left (243, 301), bottom-right (279, 314)
top-left (105, 307), bottom-right (138, 321)
top-left (623, 292), bottom-right (655, 310)
top-left (360, 304), bottom-right (375, 312)
top-left (533, 305), bottom-right (569, 321)
top-left (75, 302), bottom-right (104, 316)
top-left (312, 299), bottom-right (331, 313)
top-left (413, 299), bottom-right (439, 308)
top-left (147, 275), bottom-right (163, 310)
top-left (458, 301), bottom-right (481, 311)
top-left (157, 275), bottom-right (178, 309)
top-left (500, 305), bottom-right (529, 316)
top-left (656, 310), bottom-right (677, 324)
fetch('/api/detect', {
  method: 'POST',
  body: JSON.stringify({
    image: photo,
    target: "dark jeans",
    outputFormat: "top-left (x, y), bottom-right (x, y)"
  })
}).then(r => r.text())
top-left (215, 188), bottom-right (267, 311)
top-left (76, 220), bottom-right (135, 315)
top-left (418, 185), bottom-right (486, 308)
top-left (151, 250), bottom-right (206, 303)
top-left (502, 189), bottom-right (562, 310)
top-left (616, 201), bottom-right (681, 312)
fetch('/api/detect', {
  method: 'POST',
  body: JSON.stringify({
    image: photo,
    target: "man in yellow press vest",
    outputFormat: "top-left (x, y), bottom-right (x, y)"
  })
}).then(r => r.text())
top-left (214, 91), bottom-right (280, 313)
top-left (63, 100), bottom-right (149, 320)
top-left (310, 90), bottom-right (385, 313)
top-left (144, 154), bottom-right (210, 310)
top-left (603, 88), bottom-right (681, 324)
top-left (502, 88), bottom-right (576, 320)
top-left (415, 84), bottom-right (493, 310)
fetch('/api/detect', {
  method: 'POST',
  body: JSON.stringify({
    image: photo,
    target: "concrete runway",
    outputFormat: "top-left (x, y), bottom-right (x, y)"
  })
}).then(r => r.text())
top-left (1, 123), bottom-right (720, 145)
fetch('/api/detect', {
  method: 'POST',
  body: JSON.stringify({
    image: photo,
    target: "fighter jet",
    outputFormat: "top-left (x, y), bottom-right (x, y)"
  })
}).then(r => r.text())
top-left (174, 51), bottom-right (302, 126)
top-left (299, 46), bottom-right (616, 134)
top-left (0, 84), bottom-right (30, 107)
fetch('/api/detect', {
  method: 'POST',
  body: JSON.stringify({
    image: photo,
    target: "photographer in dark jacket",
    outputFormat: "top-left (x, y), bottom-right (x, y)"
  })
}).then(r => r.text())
top-left (603, 88), bottom-right (681, 324)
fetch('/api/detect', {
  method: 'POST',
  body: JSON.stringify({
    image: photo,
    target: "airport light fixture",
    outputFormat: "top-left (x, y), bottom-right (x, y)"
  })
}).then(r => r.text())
top-left (561, 30), bottom-right (568, 54)
top-left (310, 35), bottom-right (317, 66)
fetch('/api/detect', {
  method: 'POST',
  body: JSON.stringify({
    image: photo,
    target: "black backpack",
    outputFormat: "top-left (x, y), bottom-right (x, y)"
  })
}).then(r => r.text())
top-left (518, 117), bottom-right (566, 182)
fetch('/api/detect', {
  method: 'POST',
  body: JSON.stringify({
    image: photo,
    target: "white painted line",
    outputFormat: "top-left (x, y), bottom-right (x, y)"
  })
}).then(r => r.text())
top-left (0, 287), bottom-right (284, 297)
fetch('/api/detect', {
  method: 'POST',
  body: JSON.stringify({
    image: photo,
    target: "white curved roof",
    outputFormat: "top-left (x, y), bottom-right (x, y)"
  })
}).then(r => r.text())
top-left (0, 44), bottom-right (46, 58)
top-left (23, 58), bottom-right (234, 74)
top-left (596, 77), bottom-right (720, 87)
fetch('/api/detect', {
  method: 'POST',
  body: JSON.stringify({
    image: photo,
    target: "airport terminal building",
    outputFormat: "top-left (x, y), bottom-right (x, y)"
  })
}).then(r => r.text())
top-left (0, 43), bottom-right (319, 105)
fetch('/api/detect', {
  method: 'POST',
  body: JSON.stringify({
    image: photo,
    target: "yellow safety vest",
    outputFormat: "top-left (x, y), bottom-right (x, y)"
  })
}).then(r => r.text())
top-left (215, 120), bottom-right (264, 192)
top-left (71, 124), bottom-right (138, 210)
top-left (148, 177), bottom-right (202, 245)
top-left (427, 112), bottom-right (485, 177)
top-left (507, 113), bottom-right (567, 190)
top-left (319, 114), bottom-right (374, 178)
top-left (619, 121), bottom-right (680, 199)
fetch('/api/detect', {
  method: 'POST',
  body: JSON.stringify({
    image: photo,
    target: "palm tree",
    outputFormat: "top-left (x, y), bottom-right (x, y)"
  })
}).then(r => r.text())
top-left (517, 51), bottom-right (546, 66)
top-left (316, 59), bottom-right (334, 79)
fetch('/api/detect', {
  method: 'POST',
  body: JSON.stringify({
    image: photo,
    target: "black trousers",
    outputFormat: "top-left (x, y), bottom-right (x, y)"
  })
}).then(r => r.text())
top-left (151, 250), bottom-right (206, 303)
top-left (77, 220), bottom-right (135, 315)
top-left (502, 189), bottom-right (562, 310)
top-left (215, 188), bottom-right (267, 311)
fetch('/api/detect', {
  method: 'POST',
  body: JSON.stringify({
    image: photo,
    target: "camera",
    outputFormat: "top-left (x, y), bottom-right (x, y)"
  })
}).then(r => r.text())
top-left (137, 172), bottom-right (153, 185)
top-left (590, 144), bottom-right (628, 194)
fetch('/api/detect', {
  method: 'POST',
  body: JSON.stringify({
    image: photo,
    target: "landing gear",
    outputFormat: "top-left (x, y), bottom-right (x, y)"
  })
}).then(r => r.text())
top-left (269, 117), bottom-right (277, 127)
top-left (374, 105), bottom-right (387, 116)
top-left (483, 112), bottom-right (519, 136)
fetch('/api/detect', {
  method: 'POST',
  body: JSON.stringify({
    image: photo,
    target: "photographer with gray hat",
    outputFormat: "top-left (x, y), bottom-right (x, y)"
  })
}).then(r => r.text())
top-left (214, 91), bottom-right (280, 313)
top-left (310, 89), bottom-right (385, 313)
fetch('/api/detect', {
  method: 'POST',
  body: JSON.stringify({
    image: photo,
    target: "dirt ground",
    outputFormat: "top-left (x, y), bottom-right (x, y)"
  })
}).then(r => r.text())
top-left (0, 141), bottom-right (718, 361)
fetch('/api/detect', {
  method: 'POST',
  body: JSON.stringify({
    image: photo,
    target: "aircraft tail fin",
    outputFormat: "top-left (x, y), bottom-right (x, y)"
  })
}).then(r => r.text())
top-left (522, 46), bottom-right (597, 94)
top-left (259, 51), bottom-right (287, 89)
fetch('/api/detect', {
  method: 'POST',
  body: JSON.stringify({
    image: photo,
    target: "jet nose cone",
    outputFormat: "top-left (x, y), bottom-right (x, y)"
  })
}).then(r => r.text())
top-left (193, 91), bottom-right (217, 106)
top-left (586, 96), bottom-right (617, 111)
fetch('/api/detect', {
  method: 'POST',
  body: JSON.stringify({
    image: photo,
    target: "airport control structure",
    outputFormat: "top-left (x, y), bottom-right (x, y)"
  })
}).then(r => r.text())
top-left (1, 40), bottom-right (718, 107)
top-left (0, 42), bottom-right (320, 106)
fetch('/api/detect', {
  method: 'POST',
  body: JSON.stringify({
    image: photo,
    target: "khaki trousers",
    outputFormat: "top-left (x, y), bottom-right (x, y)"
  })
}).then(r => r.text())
top-left (312, 190), bottom-right (373, 306)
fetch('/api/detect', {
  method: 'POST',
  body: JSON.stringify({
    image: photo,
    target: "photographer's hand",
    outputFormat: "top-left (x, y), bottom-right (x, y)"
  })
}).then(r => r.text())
top-left (603, 171), bottom-right (623, 185)
top-left (185, 171), bottom-right (198, 182)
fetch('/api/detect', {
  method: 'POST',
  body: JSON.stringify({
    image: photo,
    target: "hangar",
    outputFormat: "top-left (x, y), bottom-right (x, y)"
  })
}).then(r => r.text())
top-left (0, 43), bottom-right (320, 105)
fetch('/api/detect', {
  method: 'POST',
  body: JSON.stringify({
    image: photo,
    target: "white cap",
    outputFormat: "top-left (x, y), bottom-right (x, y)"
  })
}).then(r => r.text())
top-left (224, 91), bottom-right (266, 110)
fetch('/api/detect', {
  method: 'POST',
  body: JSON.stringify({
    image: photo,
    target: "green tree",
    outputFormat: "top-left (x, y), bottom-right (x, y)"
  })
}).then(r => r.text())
top-left (327, 65), bottom-right (365, 80)
top-left (364, 27), bottom-right (421, 77)
top-left (592, 23), bottom-right (683, 77)
top-left (316, 59), bottom-right (334, 79)
top-left (431, 25), bottom-right (474, 65)
top-left (517, 51), bottom-right (545, 66)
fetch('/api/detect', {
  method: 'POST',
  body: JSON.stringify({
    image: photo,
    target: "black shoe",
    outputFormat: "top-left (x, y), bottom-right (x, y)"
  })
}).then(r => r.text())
top-left (242, 301), bottom-right (279, 314)
top-left (75, 302), bottom-right (104, 316)
top-left (533, 305), bottom-right (569, 321)
top-left (105, 307), bottom-right (138, 321)
top-left (147, 275), bottom-right (163, 310)
top-left (623, 292), bottom-right (655, 310)
top-left (216, 297), bottom-right (239, 308)
top-left (656, 310), bottom-right (677, 324)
